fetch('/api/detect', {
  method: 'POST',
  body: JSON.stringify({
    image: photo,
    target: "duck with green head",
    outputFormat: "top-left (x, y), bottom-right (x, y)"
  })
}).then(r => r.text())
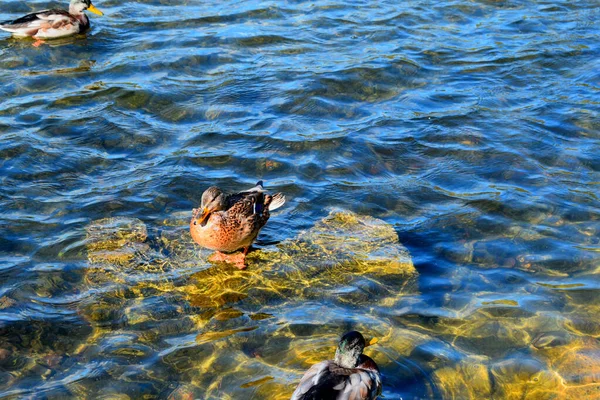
top-left (0, 0), bottom-right (103, 42)
top-left (291, 331), bottom-right (382, 400)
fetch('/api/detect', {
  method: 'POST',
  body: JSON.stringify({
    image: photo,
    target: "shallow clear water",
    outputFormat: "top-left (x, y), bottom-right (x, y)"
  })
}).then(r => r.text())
top-left (0, 0), bottom-right (599, 398)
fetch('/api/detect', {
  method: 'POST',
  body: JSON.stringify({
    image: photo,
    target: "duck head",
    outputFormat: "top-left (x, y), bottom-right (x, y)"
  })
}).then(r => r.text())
top-left (194, 186), bottom-right (226, 226)
top-left (70, 0), bottom-right (103, 16)
top-left (334, 331), bottom-right (366, 369)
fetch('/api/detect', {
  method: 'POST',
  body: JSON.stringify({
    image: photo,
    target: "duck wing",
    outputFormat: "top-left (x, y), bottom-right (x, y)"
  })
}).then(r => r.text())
top-left (0, 9), bottom-right (78, 37)
top-left (226, 181), bottom-right (285, 211)
top-left (291, 361), bottom-right (332, 400)
top-left (225, 190), bottom-right (270, 227)
top-left (225, 181), bottom-right (265, 208)
top-left (291, 358), bottom-right (382, 400)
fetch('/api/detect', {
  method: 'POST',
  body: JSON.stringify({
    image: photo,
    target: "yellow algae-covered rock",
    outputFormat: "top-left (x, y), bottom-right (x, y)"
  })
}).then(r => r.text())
top-left (87, 242), bottom-right (149, 267)
top-left (85, 217), bottom-right (149, 267)
top-left (531, 330), bottom-right (574, 351)
top-left (565, 314), bottom-right (600, 338)
top-left (555, 347), bottom-right (600, 385)
top-left (432, 359), bottom-right (492, 400)
top-left (86, 217), bottom-right (148, 253)
top-left (85, 210), bottom-right (415, 293)
top-left (490, 357), bottom-right (563, 400)
top-left (79, 211), bottom-right (417, 399)
top-left (179, 210), bottom-right (417, 314)
top-left (292, 210), bottom-right (411, 274)
top-left (110, 209), bottom-right (417, 335)
top-left (533, 336), bottom-right (600, 399)
top-left (428, 309), bottom-right (532, 359)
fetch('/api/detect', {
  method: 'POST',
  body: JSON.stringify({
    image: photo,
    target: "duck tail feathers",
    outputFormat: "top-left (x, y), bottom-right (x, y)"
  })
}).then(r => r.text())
top-left (243, 180), bottom-right (265, 193)
top-left (269, 193), bottom-right (285, 211)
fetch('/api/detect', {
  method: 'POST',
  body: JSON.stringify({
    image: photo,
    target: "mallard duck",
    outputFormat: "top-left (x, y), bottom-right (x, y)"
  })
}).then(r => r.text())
top-left (291, 331), bottom-right (382, 400)
top-left (189, 181), bottom-right (285, 269)
top-left (0, 0), bottom-right (103, 42)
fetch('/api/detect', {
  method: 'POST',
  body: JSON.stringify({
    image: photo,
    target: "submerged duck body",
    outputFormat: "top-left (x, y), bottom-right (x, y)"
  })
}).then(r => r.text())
top-left (0, 0), bottom-right (103, 39)
top-left (292, 331), bottom-right (382, 400)
top-left (190, 181), bottom-right (285, 267)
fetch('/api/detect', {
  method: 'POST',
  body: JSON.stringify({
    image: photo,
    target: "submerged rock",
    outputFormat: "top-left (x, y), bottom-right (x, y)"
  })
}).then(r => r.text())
top-left (84, 210), bottom-right (418, 318)
top-left (180, 210), bottom-right (418, 315)
top-left (78, 210), bottom-right (417, 398)
top-left (81, 210), bottom-right (416, 316)
top-left (85, 217), bottom-right (149, 267)
top-left (533, 334), bottom-right (600, 398)
top-left (432, 358), bottom-right (492, 399)
top-left (490, 356), bottom-right (563, 400)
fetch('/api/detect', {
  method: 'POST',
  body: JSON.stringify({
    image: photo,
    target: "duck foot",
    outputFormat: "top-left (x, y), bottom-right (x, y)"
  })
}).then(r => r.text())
top-left (32, 39), bottom-right (46, 47)
top-left (208, 251), bottom-right (247, 270)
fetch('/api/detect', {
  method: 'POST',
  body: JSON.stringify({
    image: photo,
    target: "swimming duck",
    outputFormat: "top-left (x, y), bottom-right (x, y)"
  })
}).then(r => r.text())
top-left (291, 331), bottom-right (382, 400)
top-left (190, 181), bottom-right (285, 269)
top-left (0, 0), bottom-right (103, 42)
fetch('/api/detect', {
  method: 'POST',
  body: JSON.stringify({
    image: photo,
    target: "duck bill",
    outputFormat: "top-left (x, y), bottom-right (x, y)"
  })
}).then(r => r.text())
top-left (197, 207), bottom-right (211, 225)
top-left (87, 4), bottom-right (104, 16)
top-left (365, 337), bottom-right (378, 347)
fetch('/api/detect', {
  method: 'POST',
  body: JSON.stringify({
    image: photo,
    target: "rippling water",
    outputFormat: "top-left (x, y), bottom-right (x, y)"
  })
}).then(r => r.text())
top-left (1, 0), bottom-right (599, 398)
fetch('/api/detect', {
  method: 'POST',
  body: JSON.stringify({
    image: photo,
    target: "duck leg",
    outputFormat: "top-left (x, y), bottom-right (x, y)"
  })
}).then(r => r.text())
top-left (230, 251), bottom-right (247, 270)
top-left (208, 251), bottom-right (228, 263)
top-left (32, 39), bottom-right (46, 47)
top-left (208, 250), bottom-right (248, 270)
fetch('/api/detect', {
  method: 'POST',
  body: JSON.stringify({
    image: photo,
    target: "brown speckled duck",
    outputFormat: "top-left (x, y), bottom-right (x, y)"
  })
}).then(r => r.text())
top-left (291, 331), bottom-right (382, 400)
top-left (190, 181), bottom-right (285, 269)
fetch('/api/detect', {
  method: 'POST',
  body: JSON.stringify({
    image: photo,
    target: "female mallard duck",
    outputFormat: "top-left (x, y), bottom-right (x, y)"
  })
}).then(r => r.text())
top-left (0, 0), bottom-right (103, 42)
top-left (291, 331), bottom-right (382, 400)
top-left (190, 181), bottom-right (285, 269)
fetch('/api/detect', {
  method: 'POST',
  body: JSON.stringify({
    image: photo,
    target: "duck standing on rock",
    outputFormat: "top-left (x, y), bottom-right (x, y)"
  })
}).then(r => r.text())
top-left (291, 331), bottom-right (382, 400)
top-left (190, 181), bottom-right (285, 269)
top-left (0, 0), bottom-right (103, 46)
